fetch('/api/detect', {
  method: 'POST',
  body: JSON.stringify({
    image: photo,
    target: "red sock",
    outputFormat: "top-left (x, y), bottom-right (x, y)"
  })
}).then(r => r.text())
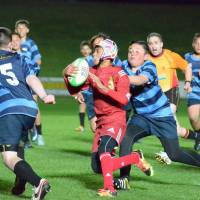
top-left (112, 152), bottom-right (140, 171)
top-left (100, 152), bottom-right (114, 191)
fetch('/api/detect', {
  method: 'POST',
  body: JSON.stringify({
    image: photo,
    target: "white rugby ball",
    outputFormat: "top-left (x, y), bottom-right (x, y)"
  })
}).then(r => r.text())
top-left (68, 57), bottom-right (89, 87)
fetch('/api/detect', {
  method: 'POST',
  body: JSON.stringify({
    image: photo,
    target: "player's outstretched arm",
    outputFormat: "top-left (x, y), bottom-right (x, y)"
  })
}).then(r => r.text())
top-left (129, 75), bottom-right (149, 86)
top-left (26, 75), bottom-right (56, 104)
top-left (88, 72), bottom-right (109, 93)
top-left (129, 64), bottom-right (156, 86)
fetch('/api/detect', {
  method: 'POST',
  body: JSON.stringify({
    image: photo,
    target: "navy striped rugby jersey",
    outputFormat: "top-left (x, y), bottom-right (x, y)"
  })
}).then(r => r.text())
top-left (21, 38), bottom-right (41, 73)
top-left (0, 50), bottom-right (38, 117)
top-left (122, 60), bottom-right (172, 118)
top-left (185, 53), bottom-right (200, 100)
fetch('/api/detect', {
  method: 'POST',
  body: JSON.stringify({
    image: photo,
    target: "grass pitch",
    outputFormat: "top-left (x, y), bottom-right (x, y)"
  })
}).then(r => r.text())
top-left (0, 2), bottom-right (200, 199)
top-left (0, 97), bottom-right (200, 200)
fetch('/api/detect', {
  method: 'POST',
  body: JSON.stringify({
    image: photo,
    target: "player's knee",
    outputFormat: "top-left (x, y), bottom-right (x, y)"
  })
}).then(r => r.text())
top-left (98, 136), bottom-right (116, 155)
top-left (2, 153), bottom-right (17, 169)
top-left (189, 116), bottom-right (199, 124)
top-left (98, 142), bottom-right (107, 155)
top-left (1, 145), bottom-right (20, 169)
top-left (2, 153), bottom-right (10, 166)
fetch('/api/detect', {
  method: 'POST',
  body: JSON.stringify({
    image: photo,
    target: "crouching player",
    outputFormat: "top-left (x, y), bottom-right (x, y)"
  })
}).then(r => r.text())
top-left (0, 27), bottom-right (55, 199)
top-left (63, 39), bottom-right (153, 197)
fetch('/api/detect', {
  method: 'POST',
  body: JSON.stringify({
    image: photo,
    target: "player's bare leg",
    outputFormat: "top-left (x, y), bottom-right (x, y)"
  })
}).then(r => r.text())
top-left (170, 104), bottom-right (188, 137)
top-left (188, 104), bottom-right (200, 150)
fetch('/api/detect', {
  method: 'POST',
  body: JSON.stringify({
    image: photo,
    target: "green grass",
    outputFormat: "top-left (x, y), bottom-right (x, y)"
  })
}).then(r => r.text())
top-left (0, 97), bottom-right (199, 200)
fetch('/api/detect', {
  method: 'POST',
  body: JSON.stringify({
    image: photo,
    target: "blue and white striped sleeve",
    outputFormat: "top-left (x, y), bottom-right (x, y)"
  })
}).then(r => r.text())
top-left (140, 64), bottom-right (157, 83)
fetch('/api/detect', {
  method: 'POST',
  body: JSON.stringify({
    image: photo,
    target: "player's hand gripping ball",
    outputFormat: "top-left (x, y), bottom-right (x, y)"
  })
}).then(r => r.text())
top-left (68, 58), bottom-right (89, 87)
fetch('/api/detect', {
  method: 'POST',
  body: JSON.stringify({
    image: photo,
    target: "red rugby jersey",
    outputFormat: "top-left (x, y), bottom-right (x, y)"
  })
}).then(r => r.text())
top-left (64, 65), bottom-right (130, 125)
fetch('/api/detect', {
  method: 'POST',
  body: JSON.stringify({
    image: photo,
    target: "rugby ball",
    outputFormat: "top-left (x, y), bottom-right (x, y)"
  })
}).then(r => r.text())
top-left (68, 57), bottom-right (89, 87)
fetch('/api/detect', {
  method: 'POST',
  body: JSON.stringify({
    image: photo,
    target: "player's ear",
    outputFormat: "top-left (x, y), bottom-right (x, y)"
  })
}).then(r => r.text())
top-left (161, 41), bottom-right (163, 48)
top-left (192, 42), bottom-right (195, 49)
top-left (26, 27), bottom-right (30, 34)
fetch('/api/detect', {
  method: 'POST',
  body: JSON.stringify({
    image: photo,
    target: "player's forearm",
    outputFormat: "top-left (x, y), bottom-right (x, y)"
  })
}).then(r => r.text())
top-left (185, 64), bottom-right (192, 82)
top-left (129, 75), bottom-right (148, 85)
top-left (92, 82), bottom-right (129, 105)
top-left (26, 75), bottom-right (47, 99)
top-left (106, 90), bottom-right (130, 106)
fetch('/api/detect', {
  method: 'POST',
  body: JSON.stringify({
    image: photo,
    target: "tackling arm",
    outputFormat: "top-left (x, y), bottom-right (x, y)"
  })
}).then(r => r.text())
top-left (26, 75), bottom-right (55, 104)
top-left (128, 75), bottom-right (149, 86)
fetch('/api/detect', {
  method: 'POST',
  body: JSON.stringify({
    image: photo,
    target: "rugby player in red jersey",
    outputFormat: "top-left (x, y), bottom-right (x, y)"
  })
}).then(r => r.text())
top-left (63, 39), bottom-right (153, 197)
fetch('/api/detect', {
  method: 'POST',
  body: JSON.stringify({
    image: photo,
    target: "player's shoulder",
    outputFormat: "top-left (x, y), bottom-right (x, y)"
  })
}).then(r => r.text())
top-left (184, 52), bottom-right (192, 59)
top-left (122, 59), bottom-right (128, 67)
top-left (164, 48), bottom-right (181, 57)
top-left (26, 38), bottom-right (37, 46)
top-left (143, 60), bottom-right (156, 68)
top-left (4, 51), bottom-right (21, 63)
top-left (111, 65), bottom-right (123, 72)
top-left (141, 60), bottom-right (157, 74)
top-left (164, 49), bottom-right (173, 54)
top-left (111, 66), bottom-right (127, 78)
top-left (10, 53), bottom-right (27, 71)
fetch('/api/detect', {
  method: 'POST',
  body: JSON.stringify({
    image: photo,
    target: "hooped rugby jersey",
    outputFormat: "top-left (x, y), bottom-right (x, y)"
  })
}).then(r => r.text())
top-left (122, 60), bottom-right (172, 118)
top-left (185, 52), bottom-right (200, 100)
top-left (0, 50), bottom-right (38, 117)
top-left (21, 38), bottom-right (41, 74)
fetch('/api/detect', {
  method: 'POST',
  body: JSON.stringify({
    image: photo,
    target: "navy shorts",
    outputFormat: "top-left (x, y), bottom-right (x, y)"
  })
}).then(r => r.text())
top-left (0, 115), bottom-right (35, 145)
top-left (164, 87), bottom-right (180, 106)
top-left (128, 114), bottom-right (178, 139)
top-left (82, 91), bottom-right (96, 120)
top-left (187, 98), bottom-right (200, 107)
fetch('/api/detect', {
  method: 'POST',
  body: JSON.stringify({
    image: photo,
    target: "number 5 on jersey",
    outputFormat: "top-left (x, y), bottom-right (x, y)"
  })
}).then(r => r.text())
top-left (0, 63), bottom-right (19, 86)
